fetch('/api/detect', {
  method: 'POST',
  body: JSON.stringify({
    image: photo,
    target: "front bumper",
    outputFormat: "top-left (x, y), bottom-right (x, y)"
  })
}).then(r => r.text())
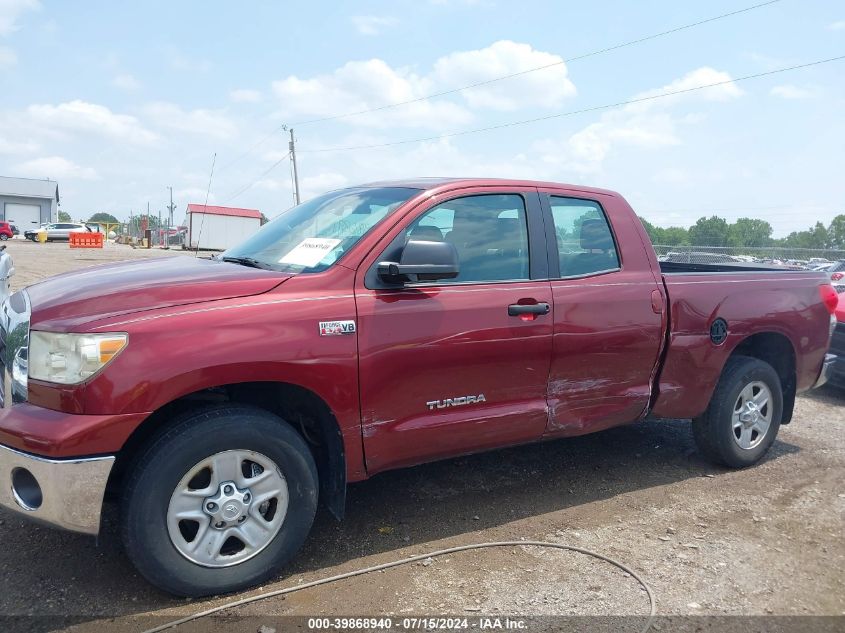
top-left (0, 443), bottom-right (114, 535)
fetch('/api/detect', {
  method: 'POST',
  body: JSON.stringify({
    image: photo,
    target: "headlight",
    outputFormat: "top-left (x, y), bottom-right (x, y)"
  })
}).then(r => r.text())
top-left (29, 331), bottom-right (128, 385)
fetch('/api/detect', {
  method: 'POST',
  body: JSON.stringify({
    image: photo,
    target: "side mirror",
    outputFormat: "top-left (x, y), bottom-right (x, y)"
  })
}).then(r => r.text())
top-left (378, 240), bottom-right (460, 283)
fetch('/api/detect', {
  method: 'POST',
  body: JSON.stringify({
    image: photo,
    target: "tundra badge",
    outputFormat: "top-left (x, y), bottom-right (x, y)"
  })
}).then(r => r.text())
top-left (426, 394), bottom-right (487, 410)
top-left (319, 320), bottom-right (356, 336)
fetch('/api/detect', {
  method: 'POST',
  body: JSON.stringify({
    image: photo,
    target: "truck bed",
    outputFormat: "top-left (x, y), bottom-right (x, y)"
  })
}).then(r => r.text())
top-left (651, 267), bottom-right (831, 419)
top-left (659, 261), bottom-right (786, 274)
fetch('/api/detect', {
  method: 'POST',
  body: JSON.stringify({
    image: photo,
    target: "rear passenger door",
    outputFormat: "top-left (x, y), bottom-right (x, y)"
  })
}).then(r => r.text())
top-left (355, 188), bottom-right (554, 473)
top-left (540, 192), bottom-right (664, 437)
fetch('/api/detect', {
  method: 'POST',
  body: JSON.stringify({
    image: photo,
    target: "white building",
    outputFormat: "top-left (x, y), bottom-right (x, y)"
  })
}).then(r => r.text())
top-left (186, 204), bottom-right (262, 251)
top-left (0, 176), bottom-right (59, 232)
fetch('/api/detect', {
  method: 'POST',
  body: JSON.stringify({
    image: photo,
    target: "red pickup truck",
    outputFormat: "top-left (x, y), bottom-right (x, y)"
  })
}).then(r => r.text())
top-left (0, 179), bottom-right (837, 596)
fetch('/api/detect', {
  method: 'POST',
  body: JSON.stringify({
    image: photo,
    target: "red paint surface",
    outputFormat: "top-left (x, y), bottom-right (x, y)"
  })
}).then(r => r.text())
top-left (0, 179), bottom-right (833, 484)
top-left (186, 204), bottom-right (262, 219)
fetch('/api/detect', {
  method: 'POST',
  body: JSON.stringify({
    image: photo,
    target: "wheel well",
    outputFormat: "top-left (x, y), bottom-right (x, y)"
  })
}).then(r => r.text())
top-left (108, 382), bottom-right (347, 519)
top-left (730, 332), bottom-right (797, 424)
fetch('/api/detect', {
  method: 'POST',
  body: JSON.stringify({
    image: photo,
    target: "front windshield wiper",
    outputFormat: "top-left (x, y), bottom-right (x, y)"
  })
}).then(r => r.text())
top-left (220, 256), bottom-right (279, 271)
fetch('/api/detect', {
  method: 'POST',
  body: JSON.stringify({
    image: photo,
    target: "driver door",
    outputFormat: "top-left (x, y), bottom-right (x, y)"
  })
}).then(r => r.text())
top-left (354, 188), bottom-right (554, 473)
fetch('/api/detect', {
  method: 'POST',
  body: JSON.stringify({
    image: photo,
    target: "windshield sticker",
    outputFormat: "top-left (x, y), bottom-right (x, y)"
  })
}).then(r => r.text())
top-left (279, 238), bottom-right (341, 267)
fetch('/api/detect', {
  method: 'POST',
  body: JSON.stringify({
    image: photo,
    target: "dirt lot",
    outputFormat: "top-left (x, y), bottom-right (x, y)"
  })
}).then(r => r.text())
top-left (0, 239), bottom-right (843, 631)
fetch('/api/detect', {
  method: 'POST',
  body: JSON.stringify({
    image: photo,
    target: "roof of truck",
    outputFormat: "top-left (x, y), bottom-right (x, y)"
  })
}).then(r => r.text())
top-left (357, 177), bottom-right (619, 197)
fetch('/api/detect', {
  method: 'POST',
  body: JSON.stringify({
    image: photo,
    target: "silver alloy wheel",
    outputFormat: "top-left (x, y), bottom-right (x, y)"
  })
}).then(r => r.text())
top-left (731, 381), bottom-right (773, 450)
top-left (167, 450), bottom-right (289, 568)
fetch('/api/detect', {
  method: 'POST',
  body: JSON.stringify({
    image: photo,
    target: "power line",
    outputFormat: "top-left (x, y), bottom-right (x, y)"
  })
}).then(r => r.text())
top-left (298, 55), bottom-right (845, 154)
top-left (224, 151), bottom-right (291, 203)
top-left (291, 0), bottom-right (783, 127)
top-left (216, 0), bottom-right (782, 170)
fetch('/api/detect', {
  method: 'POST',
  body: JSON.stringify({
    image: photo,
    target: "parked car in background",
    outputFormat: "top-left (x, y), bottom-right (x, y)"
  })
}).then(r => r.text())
top-left (0, 222), bottom-right (14, 241)
top-left (25, 222), bottom-right (92, 242)
top-left (661, 251), bottom-right (742, 264)
top-left (24, 223), bottom-right (49, 241)
top-left (828, 295), bottom-right (845, 388)
top-left (827, 260), bottom-right (845, 293)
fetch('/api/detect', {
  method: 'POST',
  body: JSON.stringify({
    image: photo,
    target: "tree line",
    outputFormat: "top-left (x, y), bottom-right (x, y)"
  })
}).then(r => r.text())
top-left (640, 214), bottom-right (845, 250)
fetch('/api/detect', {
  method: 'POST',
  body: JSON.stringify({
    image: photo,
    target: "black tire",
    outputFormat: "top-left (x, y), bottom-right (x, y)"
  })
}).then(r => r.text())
top-left (0, 235), bottom-right (7, 241)
top-left (121, 405), bottom-right (318, 597)
top-left (692, 355), bottom-right (783, 468)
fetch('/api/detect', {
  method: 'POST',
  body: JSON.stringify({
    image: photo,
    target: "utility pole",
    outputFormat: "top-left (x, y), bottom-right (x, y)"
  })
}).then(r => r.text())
top-left (288, 128), bottom-right (301, 205)
top-left (166, 186), bottom-right (176, 249)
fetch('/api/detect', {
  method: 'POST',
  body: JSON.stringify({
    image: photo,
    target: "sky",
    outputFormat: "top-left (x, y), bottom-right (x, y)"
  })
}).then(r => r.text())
top-left (0, 0), bottom-right (843, 237)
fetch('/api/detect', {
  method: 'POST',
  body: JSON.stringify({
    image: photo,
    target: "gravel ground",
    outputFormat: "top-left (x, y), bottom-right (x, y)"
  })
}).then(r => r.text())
top-left (0, 239), bottom-right (842, 631)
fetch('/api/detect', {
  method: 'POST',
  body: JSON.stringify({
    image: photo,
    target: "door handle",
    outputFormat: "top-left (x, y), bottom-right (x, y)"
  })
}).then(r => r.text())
top-left (508, 302), bottom-right (550, 317)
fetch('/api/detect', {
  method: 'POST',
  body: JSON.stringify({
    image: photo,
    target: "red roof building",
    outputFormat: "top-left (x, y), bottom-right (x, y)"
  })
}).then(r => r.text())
top-left (186, 204), bottom-right (261, 219)
top-left (186, 204), bottom-right (263, 250)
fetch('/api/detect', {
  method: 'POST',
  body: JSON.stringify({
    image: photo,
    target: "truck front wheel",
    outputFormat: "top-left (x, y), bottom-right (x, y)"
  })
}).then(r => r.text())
top-left (121, 405), bottom-right (318, 596)
top-left (692, 355), bottom-right (783, 468)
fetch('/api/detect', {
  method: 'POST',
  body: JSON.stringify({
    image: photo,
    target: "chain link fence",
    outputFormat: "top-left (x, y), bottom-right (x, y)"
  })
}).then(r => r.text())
top-left (653, 245), bottom-right (845, 268)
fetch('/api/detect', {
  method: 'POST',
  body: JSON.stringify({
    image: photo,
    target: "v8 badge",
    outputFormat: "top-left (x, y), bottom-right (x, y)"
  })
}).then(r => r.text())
top-left (319, 320), bottom-right (356, 336)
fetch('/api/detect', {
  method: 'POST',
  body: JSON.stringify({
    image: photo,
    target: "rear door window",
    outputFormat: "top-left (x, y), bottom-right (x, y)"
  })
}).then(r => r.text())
top-left (549, 197), bottom-right (620, 277)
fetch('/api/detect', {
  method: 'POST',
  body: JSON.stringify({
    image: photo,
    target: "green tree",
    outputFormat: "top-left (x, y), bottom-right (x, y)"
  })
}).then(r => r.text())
top-left (88, 212), bottom-right (120, 224)
top-left (827, 214), bottom-right (845, 249)
top-left (638, 217), bottom-right (663, 243)
top-left (58, 211), bottom-right (72, 222)
top-left (783, 222), bottom-right (830, 249)
top-left (810, 221), bottom-right (831, 249)
top-left (728, 218), bottom-right (773, 248)
top-left (688, 215), bottom-right (729, 247)
top-left (662, 227), bottom-right (690, 246)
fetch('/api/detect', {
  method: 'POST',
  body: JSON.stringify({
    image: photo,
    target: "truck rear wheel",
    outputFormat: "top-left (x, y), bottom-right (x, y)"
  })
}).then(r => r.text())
top-left (692, 355), bottom-right (783, 468)
top-left (120, 405), bottom-right (318, 597)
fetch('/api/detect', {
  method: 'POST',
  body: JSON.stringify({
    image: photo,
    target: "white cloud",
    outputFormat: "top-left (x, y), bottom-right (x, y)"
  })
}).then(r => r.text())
top-left (229, 88), bottom-right (262, 103)
top-left (0, 44), bottom-right (15, 67)
top-left (112, 72), bottom-right (141, 92)
top-left (0, 134), bottom-right (37, 154)
top-left (351, 15), bottom-right (398, 36)
top-left (770, 84), bottom-right (815, 100)
top-left (26, 100), bottom-right (159, 145)
top-left (827, 20), bottom-right (845, 31)
top-left (0, 0), bottom-right (39, 36)
top-left (175, 187), bottom-right (216, 203)
top-left (535, 67), bottom-right (744, 174)
top-left (142, 102), bottom-right (238, 139)
top-left (627, 67), bottom-right (743, 112)
top-left (14, 155), bottom-right (99, 180)
top-left (168, 49), bottom-right (211, 73)
top-left (431, 40), bottom-right (576, 111)
top-left (301, 172), bottom-right (349, 196)
top-left (273, 59), bottom-right (472, 130)
top-left (271, 40), bottom-right (576, 129)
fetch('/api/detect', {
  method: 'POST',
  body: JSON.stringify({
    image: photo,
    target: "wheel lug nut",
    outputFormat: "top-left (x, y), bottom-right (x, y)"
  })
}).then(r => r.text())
top-left (238, 516), bottom-right (246, 523)
top-left (223, 485), bottom-right (234, 495)
top-left (215, 521), bottom-right (225, 528)
top-left (206, 502), bottom-right (217, 512)
top-left (243, 493), bottom-right (251, 503)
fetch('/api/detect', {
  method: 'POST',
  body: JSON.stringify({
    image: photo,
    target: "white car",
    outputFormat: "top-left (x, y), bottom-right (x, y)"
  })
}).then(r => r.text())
top-left (29, 223), bottom-right (95, 242)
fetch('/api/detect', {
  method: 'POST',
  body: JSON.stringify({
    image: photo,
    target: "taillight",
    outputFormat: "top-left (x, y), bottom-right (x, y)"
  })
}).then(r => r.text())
top-left (819, 284), bottom-right (839, 314)
top-left (831, 272), bottom-right (844, 282)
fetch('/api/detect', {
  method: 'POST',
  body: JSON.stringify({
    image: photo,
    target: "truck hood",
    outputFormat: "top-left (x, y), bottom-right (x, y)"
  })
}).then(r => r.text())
top-left (27, 255), bottom-right (291, 329)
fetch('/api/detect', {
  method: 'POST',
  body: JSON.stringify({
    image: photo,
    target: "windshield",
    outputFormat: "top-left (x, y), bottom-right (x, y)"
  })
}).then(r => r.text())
top-left (222, 187), bottom-right (419, 273)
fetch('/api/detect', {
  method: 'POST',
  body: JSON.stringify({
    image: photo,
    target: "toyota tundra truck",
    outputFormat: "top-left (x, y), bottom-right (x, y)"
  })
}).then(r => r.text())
top-left (0, 178), bottom-right (837, 596)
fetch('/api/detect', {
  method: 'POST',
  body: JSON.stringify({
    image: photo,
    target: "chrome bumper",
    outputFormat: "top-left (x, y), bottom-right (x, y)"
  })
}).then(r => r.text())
top-left (0, 443), bottom-right (114, 535)
top-left (813, 353), bottom-right (836, 389)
